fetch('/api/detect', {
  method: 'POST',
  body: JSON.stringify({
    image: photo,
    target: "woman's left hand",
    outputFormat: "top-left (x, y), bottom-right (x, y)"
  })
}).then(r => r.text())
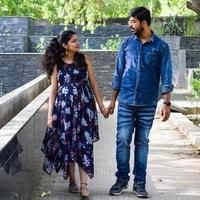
top-left (100, 106), bottom-right (109, 118)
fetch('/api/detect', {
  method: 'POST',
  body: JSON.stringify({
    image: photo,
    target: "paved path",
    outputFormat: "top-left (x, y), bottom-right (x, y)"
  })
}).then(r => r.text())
top-left (32, 108), bottom-right (200, 200)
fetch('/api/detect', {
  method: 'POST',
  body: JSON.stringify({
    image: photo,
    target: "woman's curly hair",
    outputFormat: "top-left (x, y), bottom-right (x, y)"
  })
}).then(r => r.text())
top-left (42, 30), bottom-right (87, 77)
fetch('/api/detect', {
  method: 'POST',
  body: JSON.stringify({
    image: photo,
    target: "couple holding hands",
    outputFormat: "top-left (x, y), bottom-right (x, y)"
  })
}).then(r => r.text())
top-left (41, 6), bottom-right (173, 199)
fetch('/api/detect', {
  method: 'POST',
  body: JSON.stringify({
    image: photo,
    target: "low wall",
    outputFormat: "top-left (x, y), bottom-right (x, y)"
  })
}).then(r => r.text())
top-left (0, 103), bottom-right (48, 200)
top-left (0, 75), bottom-right (49, 128)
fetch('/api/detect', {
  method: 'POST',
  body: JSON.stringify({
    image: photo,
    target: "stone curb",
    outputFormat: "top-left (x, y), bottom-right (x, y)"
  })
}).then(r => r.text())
top-left (169, 112), bottom-right (200, 148)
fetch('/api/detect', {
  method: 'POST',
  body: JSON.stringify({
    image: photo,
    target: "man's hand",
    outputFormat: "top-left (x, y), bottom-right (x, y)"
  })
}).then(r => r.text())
top-left (161, 104), bottom-right (171, 121)
top-left (107, 100), bottom-right (115, 115)
top-left (107, 90), bottom-right (118, 115)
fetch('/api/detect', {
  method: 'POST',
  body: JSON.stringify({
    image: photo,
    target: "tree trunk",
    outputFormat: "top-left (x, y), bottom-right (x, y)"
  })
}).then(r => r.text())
top-left (187, 0), bottom-right (200, 16)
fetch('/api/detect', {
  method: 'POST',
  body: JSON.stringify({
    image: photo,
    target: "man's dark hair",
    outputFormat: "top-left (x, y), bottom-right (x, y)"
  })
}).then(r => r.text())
top-left (128, 7), bottom-right (151, 26)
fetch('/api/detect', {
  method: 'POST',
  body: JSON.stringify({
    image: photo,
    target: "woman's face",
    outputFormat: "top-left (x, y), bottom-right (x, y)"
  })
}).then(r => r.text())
top-left (65, 34), bottom-right (80, 53)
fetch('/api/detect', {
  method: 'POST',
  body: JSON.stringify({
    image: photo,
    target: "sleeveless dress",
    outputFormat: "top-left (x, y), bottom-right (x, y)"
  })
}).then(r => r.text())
top-left (41, 58), bottom-right (99, 179)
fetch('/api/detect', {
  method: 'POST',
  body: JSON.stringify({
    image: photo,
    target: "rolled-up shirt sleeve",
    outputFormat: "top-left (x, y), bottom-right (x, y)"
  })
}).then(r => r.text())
top-left (112, 39), bottom-right (126, 91)
top-left (160, 43), bottom-right (174, 94)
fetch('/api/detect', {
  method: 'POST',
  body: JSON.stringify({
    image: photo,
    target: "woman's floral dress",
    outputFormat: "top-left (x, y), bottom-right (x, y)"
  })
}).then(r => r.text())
top-left (41, 58), bottom-right (99, 179)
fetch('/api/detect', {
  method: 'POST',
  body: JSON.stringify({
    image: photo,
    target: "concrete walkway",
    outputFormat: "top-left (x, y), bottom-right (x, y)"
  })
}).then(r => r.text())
top-left (31, 107), bottom-right (200, 200)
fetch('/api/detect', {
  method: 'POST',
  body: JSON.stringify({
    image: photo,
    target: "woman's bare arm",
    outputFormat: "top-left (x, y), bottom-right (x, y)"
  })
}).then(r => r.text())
top-left (47, 65), bottom-right (58, 128)
top-left (85, 55), bottom-right (108, 118)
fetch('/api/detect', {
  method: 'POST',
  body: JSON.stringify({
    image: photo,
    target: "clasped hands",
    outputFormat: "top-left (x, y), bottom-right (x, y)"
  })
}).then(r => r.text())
top-left (100, 100), bottom-right (115, 119)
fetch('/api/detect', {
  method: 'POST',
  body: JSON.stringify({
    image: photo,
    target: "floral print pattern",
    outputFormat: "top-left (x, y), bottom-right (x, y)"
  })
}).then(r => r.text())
top-left (41, 59), bottom-right (99, 179)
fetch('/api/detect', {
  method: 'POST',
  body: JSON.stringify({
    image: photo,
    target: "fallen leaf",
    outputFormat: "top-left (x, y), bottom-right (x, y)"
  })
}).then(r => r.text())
top-left (41, 190), bottom-right (52, 198)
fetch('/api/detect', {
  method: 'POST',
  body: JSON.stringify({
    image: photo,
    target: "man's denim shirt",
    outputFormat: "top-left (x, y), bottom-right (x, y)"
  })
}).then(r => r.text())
top-left (112, 33), bottom-right (173, 106)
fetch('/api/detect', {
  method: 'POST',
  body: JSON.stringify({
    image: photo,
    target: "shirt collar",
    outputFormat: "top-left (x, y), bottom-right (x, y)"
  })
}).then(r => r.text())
top-left (149, 31), bottom-right (155, 42)
top-left (134, 30), bottom-right (155, 43)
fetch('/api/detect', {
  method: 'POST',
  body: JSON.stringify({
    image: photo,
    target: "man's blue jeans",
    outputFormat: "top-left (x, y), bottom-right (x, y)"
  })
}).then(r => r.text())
top-left (115, 102), bottom-right (157, 184)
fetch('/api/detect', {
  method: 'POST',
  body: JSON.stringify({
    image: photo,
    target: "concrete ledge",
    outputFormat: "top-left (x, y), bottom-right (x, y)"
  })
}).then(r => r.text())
top-left (169, 113), bottom-right (200, 148)
top-left (0, 74), bottom-right (49, 128)
top-left (0, 86), bottom-right (49, 153)
top-left (171, 89), bottom-right (192, 101)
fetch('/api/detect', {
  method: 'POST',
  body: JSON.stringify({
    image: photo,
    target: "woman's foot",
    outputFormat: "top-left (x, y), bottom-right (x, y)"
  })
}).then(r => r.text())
top-left (68, 182), bottom-right (80, 193)
top-left (80, 183), bottom-right (89, 198)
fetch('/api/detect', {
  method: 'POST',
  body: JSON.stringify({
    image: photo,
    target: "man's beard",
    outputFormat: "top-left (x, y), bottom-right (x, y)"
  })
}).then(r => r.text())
top-left (130, 24), bottom-right (144, 37)
top-left (135, 26), bottom-right (144, 37)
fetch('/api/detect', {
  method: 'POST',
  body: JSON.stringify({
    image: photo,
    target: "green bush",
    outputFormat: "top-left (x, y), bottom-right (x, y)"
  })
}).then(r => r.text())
top-left (191, 77), bottom-right (200, 100)
top-left (82, 38), bottom-right (90, 49)
top-left (190, 70), bottom-right (200, 119)
top-left (36, 37), bottom-right (46, 53)
top-left (162, 15), bottom-right (186, 36)
top-left (100, 34), bottom-right (121, 50)
top-left (185, 16), bottom-right (198, 36)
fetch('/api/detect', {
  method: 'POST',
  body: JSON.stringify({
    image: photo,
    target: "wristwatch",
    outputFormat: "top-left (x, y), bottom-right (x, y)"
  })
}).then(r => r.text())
top-left (163, 101), bottom-right (171, 106)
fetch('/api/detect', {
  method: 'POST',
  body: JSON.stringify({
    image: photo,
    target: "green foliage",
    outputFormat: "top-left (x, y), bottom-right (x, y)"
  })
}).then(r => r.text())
top-left (185, 16), bottom-right (198, 36)
top-left (103, 0), bottom-right (148, 18)
top-left (190, 77), bottom-right (200, 120)
top-left (57, 0), bottom-right (107, 31)
top-left (0, 0), bottom-right (198, 31)
top-left (166, 0), bottom-right (196, 16)
top-left (100, 34), bottom-right (121, 50)
top-left (188, 64), bottom-right (200, 119)
top-left (162, 15), bottom-right (186, 36)
top-left (0, 0), bottom-right (44, 18)
top-left (82, 38), bottom-right (90, 49)
top-left (151, 18), bottom-right (163, 35)
top-left (191, 78), bottom-right (200, 99)
top-left (35, 36), bottom-right (46, 53)
top-left (149, 0), bottom-right (162, 16)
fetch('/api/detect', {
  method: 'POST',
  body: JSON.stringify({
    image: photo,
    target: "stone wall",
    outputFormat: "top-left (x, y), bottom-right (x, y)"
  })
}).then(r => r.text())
top-left (0, 52), bottom-right (115, 99)
top-left (0, 53), bottom-right (43, 95)
top-left (0, 50), bottom-right (187, 98)
top-left (0, 17), bottom-right (30, 35)
top-left (1, 34), bottom-right (200, 70)
top-left (29, 36), bottom-right (119, 52)
top-left (0, 16), bottom-right (199, 96)
top-left (0, 36), bottom-right (29, 53)
top-left (1, 16), bottom-right (200, 36)
top-left (180, 36), bottom-right (200, 50)
top-left (186, 50), bottom-right (200, 68)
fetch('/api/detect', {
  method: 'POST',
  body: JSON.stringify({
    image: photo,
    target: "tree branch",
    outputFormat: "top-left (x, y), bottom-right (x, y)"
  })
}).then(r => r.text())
top-left (187, 0), bottom-right (200, 16)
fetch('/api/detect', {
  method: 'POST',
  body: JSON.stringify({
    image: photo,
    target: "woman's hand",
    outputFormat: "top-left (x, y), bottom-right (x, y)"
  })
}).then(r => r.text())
top-left (100, 106), bottom-right (109, 118)
top-left (47, 116), bottom-right (53, 128)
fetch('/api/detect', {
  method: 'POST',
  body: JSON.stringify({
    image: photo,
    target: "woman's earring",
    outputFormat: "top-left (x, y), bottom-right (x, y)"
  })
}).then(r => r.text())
top-left (62, 43), bottom-right (68, 54)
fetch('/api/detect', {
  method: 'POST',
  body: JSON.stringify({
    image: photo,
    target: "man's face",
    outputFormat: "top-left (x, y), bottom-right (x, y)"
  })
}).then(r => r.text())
top-left (128, 16), bottom-right (144, 36)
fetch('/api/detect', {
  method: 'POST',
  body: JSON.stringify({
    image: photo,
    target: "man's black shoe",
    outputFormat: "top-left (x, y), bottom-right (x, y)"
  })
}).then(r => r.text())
top-left (133, 182), bottom-right (149, 198)
top-left (109, 179), bottom-right (128, 196)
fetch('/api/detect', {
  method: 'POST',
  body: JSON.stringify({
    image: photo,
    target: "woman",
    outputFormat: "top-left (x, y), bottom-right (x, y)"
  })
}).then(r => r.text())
top-left (41, 30), bottom-right (108, 198)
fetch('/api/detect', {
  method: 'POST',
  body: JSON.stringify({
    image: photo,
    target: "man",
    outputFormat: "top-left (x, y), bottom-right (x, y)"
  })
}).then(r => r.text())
top-left (108, 7), bottom-right (173, 198)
